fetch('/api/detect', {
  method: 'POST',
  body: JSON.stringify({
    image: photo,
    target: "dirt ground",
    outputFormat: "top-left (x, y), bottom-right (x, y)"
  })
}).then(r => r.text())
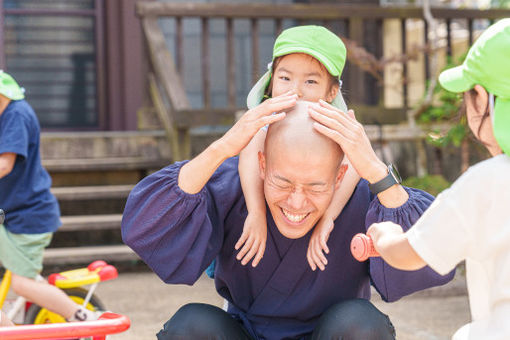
top-left (92, 268), bottom-right (470, 340)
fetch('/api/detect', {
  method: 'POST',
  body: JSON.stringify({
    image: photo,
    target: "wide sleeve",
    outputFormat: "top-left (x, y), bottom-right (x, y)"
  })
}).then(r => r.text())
top-left (366, 187), bottom-right (455, 302)
top-left (121, 158), bottom-right (240, 285)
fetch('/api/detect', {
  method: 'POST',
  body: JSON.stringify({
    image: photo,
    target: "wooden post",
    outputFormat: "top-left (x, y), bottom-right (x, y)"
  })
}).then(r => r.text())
top-left (251, 19), bottom-right (260, 85)
top-left (227, 18), bottom-right (236, 107)
top-left (148, 73), bottom-right (181, 161)
top-left (348, 17), bottom-right (364, 105)
top-left (142, 17), bottom-right (192, 160)
top-left (202, 17), bottom-right (210, 108)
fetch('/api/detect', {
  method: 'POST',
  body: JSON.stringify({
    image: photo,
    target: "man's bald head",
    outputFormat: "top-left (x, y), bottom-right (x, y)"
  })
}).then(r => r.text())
top-left (265, 101), bottom-right (344, 169)
top-left (259, 101), bottom-right (347, 239)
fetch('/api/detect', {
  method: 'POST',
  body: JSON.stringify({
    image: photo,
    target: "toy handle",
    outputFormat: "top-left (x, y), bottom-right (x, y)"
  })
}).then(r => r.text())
top-left (350, 233), bottom-right (380, 262)
top-left (0, 209), bottom-right (4, 225)
top-left (0, 312), bottom-right (130, 340)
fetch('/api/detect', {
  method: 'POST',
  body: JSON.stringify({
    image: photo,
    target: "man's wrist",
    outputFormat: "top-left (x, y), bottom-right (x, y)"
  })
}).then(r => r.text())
top-left (365, 161), bottom-right (388, 184)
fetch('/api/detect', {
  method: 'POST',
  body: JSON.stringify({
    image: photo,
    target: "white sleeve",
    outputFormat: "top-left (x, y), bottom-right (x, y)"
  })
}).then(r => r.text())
top-left (406, 188), bottom-right (473, 276)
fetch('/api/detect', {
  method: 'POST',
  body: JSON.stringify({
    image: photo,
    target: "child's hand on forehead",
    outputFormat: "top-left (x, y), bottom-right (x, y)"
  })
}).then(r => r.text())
top-left (217, 91), bottom-right (297, 158)
top-left (271, 90), bottom-right (299, 114)
top-left (308, 100), bottom-right (384, 183)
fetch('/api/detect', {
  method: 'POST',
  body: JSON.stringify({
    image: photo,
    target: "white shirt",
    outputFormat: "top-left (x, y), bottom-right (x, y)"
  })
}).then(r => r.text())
top-left (406, 155), bottom-right (510, 340)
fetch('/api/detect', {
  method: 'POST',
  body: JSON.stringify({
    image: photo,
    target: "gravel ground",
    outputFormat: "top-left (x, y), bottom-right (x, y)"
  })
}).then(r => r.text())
top-left (91, 269), bottom-right (470, 340)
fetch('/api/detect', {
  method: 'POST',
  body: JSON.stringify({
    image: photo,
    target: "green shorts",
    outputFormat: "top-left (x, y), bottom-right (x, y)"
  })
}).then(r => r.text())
top-left (0, 224), bottom-right (52, 279)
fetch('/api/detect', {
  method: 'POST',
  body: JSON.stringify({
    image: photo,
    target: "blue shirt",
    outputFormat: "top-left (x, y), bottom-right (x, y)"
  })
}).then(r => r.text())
top-left (122, 157), bottom-right (454, 340)
top-left (0, 100), bottom-right (60, 234)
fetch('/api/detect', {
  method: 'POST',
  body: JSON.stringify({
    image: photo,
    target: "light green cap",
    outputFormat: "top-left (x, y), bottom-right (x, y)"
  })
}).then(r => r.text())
top-left (247, 25), bottom-right (348, 111)
top-left (0, 70), bottom-right (25, 100)
top-left (438, 18), bottom-right (510, 155)
top-left (273, 25), bottom-right (346, 77)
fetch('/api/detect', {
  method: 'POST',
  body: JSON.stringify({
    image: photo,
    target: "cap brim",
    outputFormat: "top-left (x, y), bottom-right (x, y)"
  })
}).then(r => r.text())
top-left (438, 65), bottom-right (474, 93)
top-left (331, 91), bottom-right (348, 112)
top-left (0, 85), bottom-right (25, 100)
top-left (247, 70), bottom-right (272, 109)
top-left (3, 91), bottom-right (25, 100)
top-left (247, 70), bottom-right (348, 112)
top-left (0, 70), bottom-right (25, 100)
top-left (493, 97), bottom-right (510, 155)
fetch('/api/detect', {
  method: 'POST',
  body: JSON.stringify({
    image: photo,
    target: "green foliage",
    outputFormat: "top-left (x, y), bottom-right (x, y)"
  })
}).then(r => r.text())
top-left (418, 55), bottom-right (470, 149)
top-left (427, 117), bottom-right (469, 148)
top-left (403, 175), bottom-right (451, 196)
top-left (491, 0), bottom-right (510, 8)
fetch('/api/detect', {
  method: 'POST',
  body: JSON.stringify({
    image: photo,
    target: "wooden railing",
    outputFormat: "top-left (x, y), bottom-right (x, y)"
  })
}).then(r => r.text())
top-left (137, 2), bottom-right (510, 161)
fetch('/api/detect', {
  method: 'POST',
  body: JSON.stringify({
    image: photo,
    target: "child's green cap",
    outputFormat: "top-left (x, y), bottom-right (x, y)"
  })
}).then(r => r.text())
top-left (0, 70), bottom-right (25, 100)
top-left (247, 25), bottom-right (348, 111)
top-left (438, 19), bottom-right (510, 155)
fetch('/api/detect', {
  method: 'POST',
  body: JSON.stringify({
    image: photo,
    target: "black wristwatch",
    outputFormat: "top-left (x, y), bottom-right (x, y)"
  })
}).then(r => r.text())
top-left (368, 164), bottom-right (402, 195)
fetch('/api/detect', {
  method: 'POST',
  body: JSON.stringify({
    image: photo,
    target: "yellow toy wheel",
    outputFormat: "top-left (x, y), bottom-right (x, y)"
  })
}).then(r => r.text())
top-left (24, 288), bottom-right (105, 324)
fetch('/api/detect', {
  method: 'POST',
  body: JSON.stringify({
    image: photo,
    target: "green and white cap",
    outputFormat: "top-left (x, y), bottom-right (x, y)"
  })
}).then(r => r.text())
top-left (247, 25), bottom-right (347, 112)
top-left (0, 70), bottom-right (25, 100)
top-left (438, 18), bottom-right (510, 155)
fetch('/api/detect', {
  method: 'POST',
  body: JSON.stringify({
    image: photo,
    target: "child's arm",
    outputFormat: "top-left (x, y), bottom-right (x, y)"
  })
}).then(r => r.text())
top-left (236, 128), bottom-right (268, 267)
top-left (307, 158), bottom-right (360, 270)
top-left (367, 221), bottom-right (427, 271)
top-left (0, 152), bottom-right (16, 179)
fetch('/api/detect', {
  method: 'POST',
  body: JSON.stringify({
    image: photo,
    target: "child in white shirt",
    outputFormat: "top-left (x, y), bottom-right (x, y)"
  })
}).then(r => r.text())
top-left (366, 19), bottom-right (510, 340)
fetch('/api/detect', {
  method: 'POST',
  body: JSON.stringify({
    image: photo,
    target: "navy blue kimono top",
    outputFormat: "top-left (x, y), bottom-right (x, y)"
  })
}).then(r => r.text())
top-left (122, 157), bottom-right (453, 340)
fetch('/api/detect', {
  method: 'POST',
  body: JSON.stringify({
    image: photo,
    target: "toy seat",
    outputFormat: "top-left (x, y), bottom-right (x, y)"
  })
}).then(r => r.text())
top-left (48, 261), bottom-right (118, 289)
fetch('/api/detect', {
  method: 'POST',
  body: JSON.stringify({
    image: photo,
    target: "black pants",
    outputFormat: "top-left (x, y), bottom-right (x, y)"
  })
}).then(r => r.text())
top-left (156, 298), bottom-right (396, 340)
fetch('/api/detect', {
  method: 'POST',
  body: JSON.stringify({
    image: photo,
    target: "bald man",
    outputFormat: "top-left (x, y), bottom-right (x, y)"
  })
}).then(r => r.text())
top-left (122, 100), bottom-right (453, 340)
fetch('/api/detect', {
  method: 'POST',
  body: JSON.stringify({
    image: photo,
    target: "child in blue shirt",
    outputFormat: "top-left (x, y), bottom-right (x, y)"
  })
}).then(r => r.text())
top-left (0, 70), bottom-right (98, 323)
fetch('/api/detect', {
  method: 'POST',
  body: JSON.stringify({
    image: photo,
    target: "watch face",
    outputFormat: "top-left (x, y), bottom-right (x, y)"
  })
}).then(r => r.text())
top-left (389, 164), bottom-right (402, 183)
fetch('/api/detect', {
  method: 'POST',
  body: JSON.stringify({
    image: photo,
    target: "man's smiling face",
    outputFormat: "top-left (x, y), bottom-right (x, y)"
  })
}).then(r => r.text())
top-left (259, 101), bottom-right (346, 239)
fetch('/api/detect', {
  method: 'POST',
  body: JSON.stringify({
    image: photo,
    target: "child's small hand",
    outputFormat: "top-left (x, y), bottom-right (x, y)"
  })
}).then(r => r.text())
top-left (367, 221), bottom-right (404, 252)
top-left (235, 212), bottom-right (267, 267)
top-left (307, 217), bottom-right (334, 271)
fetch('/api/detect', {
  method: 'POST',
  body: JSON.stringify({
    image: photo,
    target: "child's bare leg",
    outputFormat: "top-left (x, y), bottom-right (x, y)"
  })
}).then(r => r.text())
top-left (307, 159), bottom-right (358, 270)
top-left (11, 273), bottom-right (81, 319)
top-left (237, 128), bottom-right (269, 267)
top-left (1, 310), bottom-right (14, 327)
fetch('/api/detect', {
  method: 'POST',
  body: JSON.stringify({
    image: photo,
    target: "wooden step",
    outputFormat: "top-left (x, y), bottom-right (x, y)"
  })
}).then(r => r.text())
top-left (43, 157), bottom-right (169, 172)
top-left (43, 245), bottom-right (138, 266)
top-left (59, 214), bottom-right (123, 232)
top-left (52, 185), bottom-right (134, 200)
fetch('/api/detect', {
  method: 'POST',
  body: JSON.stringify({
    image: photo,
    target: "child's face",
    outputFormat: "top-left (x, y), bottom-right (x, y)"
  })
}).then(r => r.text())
top-left (271, 53), bottom-right (338, 103)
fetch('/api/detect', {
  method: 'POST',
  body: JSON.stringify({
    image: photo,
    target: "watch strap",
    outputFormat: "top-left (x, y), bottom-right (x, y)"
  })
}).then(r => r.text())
top-left (368, 164), bottom-right (401, 195)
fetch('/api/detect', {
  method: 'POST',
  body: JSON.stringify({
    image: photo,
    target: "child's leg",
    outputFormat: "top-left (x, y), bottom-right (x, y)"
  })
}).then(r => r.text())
top-left (0, 309), bottom-right (14, 327)
top-left (307, 158), bottom-right (358, 270)
top-left (1, 226), bottom-right (99, 321)
top-left (11, 273), bottom-right (95, 320)
top-left (237, 128), bottom-right (268, 266)
top-left (11, 274), bottom-right (100, 321)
